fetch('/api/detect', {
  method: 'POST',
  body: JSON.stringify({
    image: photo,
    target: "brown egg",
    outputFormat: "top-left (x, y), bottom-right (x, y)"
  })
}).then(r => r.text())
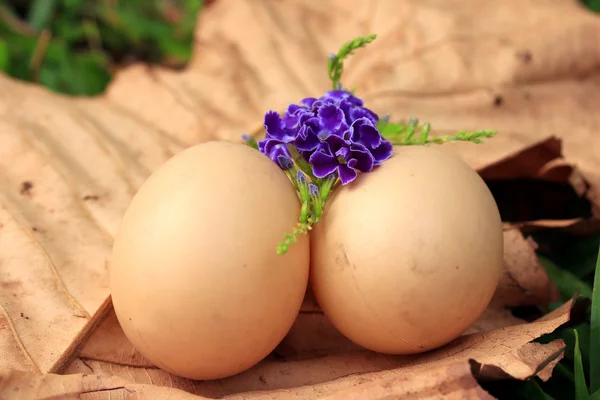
top-left (310, 145), bottom-right (503, 354)
top-left (110, 141), bottom-right (309, 380)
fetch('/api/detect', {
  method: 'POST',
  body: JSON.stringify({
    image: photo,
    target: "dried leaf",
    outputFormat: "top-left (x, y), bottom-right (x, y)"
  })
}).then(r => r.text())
top-left (0, 307), bottom-right (38, 372)
top-left (316, 362), bottom-right (494, 400)
top-left (477, 137), bottom-right (563, 182)
top-left (51, 299), bottom-right (574, 399)
top-left (492, 228), bottom-right (560, 307)
top-left (477, 137), bottom-right (598, 231)
top-left (0, 369), bottom-right (205, 400)
top-left (1, 0), bottom-right (599, 397)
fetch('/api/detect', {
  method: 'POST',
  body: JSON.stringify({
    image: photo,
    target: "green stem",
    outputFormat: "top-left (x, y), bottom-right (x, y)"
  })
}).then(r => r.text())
top-left (287, 144), bottom-right (317, 181)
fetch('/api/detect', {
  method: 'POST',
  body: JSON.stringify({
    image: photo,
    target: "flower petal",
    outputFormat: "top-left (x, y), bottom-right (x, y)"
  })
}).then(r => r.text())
top-left (264, 110), bottom-right (283, 138)
top-left (264, 110), bottom-right (297, 142)
top-left (335, 146), bottom-right (350, 160)
top-left (324, 90), bottom-right (347, 100)
top-left (338, 100), bottom-right (353, 125)
top-left (261, 137), bottom-right (283, 156)
top-left (301, 97), bottom-right (317, 108)
top-left (300, 149), bottom-right (315, 161)
top-left (269, 143), bottom-right (291, 162)
top-left (283, 104), bottom-right (306, 128)
top-left (309, 151), bottom-right (338, 178)
top-left (258, 138), bottom-right (268, 153)
top-left (338, 164), bottom-right (358, 184)
top-left (325, 90), bottom-right (364, 106)
top-left (350, 146), bottom-right (375, 172)
top-left (323, 134), bottom-right (346, 154)
top-left (351, 106), bottom-right (379, 124)
top-left (352, 118), bottom-right (382, 148)
top-left (295, 125), bottom-right (320, 151)
top-left (370, 139), bottom-right (394, 165)
top-left (318, 104), bottom-right (345, 132)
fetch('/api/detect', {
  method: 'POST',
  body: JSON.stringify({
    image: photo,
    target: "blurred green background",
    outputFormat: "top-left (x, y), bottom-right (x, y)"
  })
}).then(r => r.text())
top-left (0, 0), bottom-right (203, 96)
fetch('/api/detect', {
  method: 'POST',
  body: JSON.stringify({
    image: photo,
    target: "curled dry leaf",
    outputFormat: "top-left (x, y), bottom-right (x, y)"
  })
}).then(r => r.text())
top-left (50, 299), bottom-right (574, 399)
top-left (478, 137), bottom-right (598, 232)
top-left (491, 228), bottom-right (560, 307)
top-left (0, 0), bottom-right (599, 396)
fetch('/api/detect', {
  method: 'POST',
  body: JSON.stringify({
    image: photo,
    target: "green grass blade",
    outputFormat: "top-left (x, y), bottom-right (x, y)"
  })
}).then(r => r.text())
top-left (556, 362), bottom-right (576, 383)
top-left (575, 329), bottom-right (591, 400)
top-left (590, 246), bottom-right (600, 393)
top-left (591, 390), bottom-right (600, 400)
top-left (538, 255), bottom-right (593, 300)
top-left (516, 379), bottom-right (554, 399)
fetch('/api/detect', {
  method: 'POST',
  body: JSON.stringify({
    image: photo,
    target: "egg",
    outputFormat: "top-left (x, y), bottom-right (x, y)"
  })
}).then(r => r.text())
top-left (310, 145), bottom-right (503, 354)
top-left (109, 140), bottom-right (310, 380)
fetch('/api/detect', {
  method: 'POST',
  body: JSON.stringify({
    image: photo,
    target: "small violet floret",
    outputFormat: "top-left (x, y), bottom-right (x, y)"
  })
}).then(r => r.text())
top-left (258, 90), bottom-right (392, 184)
top-left (296, 170), bottom-right (307, 185)
top-left (308, 183), bottom-right (319, 198)
top-left (277, 155), bottom-right (293, 171)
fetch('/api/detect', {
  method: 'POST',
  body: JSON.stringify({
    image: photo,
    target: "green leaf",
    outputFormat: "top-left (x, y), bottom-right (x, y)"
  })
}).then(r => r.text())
top-left (533, 233), bottom-right (600, 279)
top-left (592, 390), bottom-right (600, 400)
top-left (590, 245), bottom-right (600, 393)
top-left (575, 329), bottom-right (590, 400)
top-left (0, 38), bottom-right (9, 71)
top-left (28, 0), bottom-right (57, 31)
top-left (380, 118), bottom-right (496, 146)
top-left (538, 255), bottom-right (593, 300)
top-left (556, 362), bottom-right (576, 383)
top-left (584, 0), bottom-right (600, 13)
top-left (158, 37), bottom-right (192, 65)
top-left (569, 325), bottom-right (592, 366)
top-left (516, 379), bottom-right (554, 400)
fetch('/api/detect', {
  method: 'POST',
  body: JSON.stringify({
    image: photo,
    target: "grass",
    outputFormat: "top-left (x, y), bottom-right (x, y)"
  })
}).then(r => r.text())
top-left (483, 238), bottom-right (600, 399)
top-left (591, 246), bottom-right (600, 394)
top-left (0, 0), bottom-right (204, 96)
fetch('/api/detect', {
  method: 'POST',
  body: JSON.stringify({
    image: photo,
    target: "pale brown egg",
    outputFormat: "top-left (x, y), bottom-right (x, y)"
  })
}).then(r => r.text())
top-left (310, 145), bottom-right (503, 354)
top-left (110, 140), bottom-right (309, 380)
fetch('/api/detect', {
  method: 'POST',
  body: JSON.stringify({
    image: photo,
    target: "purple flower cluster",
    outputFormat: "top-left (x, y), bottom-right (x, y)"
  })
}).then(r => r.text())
top-left (258, 90), bottom-right (393, 185)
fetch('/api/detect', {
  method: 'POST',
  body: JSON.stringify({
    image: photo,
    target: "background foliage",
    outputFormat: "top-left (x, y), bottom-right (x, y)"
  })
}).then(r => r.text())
top-left (0, 0), bottom-right (203, 96)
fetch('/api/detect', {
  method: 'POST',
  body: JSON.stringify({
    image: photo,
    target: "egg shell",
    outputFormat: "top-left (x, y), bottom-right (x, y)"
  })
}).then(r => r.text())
top-left (110, 140), bottom-right (310, 380)
top-left (310, 145), bottom-right (503, 354)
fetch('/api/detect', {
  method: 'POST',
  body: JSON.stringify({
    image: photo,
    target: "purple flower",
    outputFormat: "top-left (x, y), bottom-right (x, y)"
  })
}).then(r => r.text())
top-left (258, 111), bottom-right (298, 164)
top-left (259, 142), bottom-right (292, 170)
top-left (349, 118), bottom-right (393, 165)
top-left (309, 134), bottom-right (374, 185)
top-left (258, 90), bottom-right (393, 183)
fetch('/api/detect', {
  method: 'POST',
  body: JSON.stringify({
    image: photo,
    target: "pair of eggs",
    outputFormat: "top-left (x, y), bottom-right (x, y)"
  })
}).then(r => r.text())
top-left (109, 140), bottom-right (503, 380)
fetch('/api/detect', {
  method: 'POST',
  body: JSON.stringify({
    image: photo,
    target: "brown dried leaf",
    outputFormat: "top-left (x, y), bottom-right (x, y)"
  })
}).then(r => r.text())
top-left (0, 369), bottom-right (204, 400)
top-left (316, 362), bottom-right (495, 400)
top-left (52, 299), bottom-right (574, 399)
top-left (477, 137), bottom-right (598, 231)
top-left (491, 228), bottom-right (559, 307)
top-left (1, 0), bottom-right (599, 396)
top-left (0, 307), bottom-right (37, 372)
